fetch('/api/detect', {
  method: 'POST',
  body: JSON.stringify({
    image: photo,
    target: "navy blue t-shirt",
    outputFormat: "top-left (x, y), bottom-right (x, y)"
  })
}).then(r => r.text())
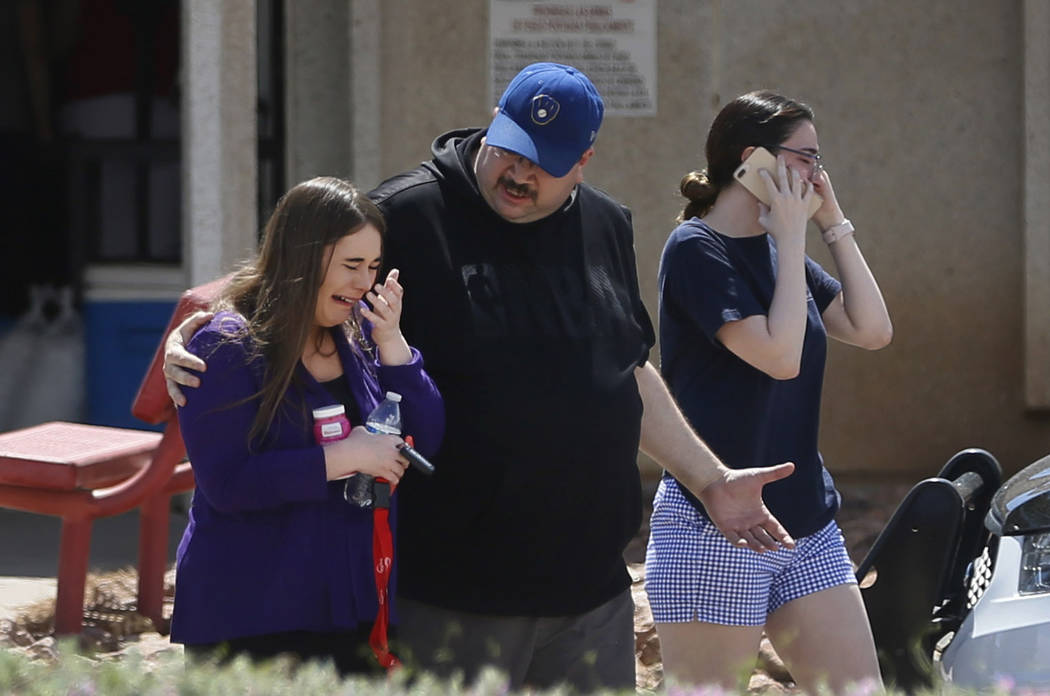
top-left (658, 218), bottom-right (842, 538)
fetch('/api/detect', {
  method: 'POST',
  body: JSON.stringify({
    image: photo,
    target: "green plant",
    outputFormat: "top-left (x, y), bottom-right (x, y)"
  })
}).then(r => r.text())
top-left (0, 645), bottom-right (646, 696)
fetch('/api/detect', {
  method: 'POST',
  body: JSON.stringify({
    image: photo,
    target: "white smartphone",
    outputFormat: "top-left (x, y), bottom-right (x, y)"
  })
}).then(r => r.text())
top-left (732, 146), bottom-right (823, 218)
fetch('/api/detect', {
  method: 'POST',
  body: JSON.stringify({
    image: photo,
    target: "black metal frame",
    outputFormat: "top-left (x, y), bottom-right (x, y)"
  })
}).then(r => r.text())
top-left (257, 0), bottom-right (286, 226)
top-left (856, 449), bottom-right (1002, 691)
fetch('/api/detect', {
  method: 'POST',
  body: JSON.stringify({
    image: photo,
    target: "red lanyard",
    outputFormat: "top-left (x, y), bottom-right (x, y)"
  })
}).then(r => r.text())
top-left (367, 435), bottom-right (412, 671)
top-left (369, 495), bottom-right (399, 670)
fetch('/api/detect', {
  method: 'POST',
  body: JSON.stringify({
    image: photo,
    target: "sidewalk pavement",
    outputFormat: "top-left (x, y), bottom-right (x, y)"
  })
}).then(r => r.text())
top-left (0, 506), bottom-right (189, 622)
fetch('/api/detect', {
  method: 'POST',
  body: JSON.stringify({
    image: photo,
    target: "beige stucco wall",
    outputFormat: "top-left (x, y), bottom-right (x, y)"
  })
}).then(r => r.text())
top-left (363, 0), bottom-right (1049, 479)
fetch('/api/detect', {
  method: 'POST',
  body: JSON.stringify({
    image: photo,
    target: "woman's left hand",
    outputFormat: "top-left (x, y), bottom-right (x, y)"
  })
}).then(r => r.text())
top-left (363, 268), bottom-right (405, 343)
top-left (810, 168), bottom-right (847, 231)
top-left (363, 268), bottom-right (413, 366)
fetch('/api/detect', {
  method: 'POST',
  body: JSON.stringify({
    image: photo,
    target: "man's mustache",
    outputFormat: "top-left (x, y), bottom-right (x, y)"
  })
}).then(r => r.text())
top-left (499, 176), bottom-right (535, 199)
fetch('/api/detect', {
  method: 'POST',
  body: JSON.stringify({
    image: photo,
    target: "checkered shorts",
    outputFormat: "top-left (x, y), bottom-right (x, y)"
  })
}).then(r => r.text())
top-left (644, 477), bottom-right (856, 626)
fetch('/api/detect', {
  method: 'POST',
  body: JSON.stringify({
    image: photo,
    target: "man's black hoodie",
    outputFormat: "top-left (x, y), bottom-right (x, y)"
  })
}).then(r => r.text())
top-left (369, 128), bottom-right (654, 615)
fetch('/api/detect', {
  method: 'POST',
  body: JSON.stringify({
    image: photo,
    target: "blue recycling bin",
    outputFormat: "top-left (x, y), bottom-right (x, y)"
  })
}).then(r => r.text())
top-left (83, 299), bottom-right (176, 430)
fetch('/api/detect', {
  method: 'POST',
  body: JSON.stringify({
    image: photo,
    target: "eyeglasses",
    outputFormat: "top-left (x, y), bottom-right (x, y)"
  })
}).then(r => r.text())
top-left (489, 146), bottom-right (540, 171)
top-left (767, 145), bottom-right (824, 177)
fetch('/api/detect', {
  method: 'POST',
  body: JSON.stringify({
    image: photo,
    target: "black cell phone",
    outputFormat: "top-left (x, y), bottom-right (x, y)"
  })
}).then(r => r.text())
top-left (398, 443), bottom-right (435, 476)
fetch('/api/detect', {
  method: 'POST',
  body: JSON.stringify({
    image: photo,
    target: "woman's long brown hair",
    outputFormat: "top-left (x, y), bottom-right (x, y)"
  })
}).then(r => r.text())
top-left (213, 177), bottom-right (386, 448)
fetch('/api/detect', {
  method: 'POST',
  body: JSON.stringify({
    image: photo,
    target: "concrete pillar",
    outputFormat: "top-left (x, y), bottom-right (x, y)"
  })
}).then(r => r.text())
top-left (350, 0), bottom-right (381, 188)
top-left (181, 0), bottom-right (258, 287)
top-left (284, 0), bottom-right (351, 184)
top-left (1024, 0), bottom-right (1050, 408)
top-left (284, 0), bottom-right (381, 189)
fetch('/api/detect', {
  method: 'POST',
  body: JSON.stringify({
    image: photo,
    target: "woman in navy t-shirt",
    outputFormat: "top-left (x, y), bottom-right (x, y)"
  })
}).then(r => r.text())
top-left (644, 92), bottom-right (891, 694)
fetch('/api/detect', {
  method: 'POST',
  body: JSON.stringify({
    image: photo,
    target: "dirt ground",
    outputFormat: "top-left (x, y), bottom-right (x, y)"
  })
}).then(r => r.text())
top-left (1, 477), bottom-right (915, 693)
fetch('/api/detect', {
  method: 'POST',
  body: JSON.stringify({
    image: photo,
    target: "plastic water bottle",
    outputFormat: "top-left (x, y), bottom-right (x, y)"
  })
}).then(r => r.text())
top-left (344, 391), bottom-right (402, 508)
top-left (365, 391), bottom-right (403, 436)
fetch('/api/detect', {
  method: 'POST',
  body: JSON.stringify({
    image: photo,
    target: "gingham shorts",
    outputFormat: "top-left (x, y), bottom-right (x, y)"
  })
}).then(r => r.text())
top-left (644, 477), bottom-right (856, 626)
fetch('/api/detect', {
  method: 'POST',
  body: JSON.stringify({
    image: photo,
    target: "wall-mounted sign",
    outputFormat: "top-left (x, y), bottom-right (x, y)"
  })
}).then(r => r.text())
top-left (490, 0), bottom-right (657, 116)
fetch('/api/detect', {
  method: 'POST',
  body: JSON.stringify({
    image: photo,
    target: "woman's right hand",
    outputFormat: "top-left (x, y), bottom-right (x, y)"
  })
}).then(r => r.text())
top-left (757, 155), bottom-right (813, 246)
top-left (323, 426), bottom-right (410, 483)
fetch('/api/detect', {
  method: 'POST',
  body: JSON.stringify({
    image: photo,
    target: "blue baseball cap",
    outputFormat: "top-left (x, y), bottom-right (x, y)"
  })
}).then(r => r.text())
top-left (486, 63), bottom-right (605, 178)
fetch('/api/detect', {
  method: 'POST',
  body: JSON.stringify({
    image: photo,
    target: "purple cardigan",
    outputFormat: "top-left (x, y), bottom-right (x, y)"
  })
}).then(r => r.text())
top-left (171, 311), bottom-right (444, 645)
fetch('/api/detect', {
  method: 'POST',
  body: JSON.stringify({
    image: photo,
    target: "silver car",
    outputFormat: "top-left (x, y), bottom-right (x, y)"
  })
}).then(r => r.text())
top-left (937, 453), bottom-right (1050, 689)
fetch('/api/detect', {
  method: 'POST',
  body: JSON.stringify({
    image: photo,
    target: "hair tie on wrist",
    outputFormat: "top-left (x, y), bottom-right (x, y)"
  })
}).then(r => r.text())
top-left (822, 219), bottom-right (854, 244)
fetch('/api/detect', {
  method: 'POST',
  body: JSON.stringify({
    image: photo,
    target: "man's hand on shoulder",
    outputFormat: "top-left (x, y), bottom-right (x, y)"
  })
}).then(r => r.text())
top-left (163, 311), bottom-right (213, 406)
top-left (697, 463), bottom-right (796, 553)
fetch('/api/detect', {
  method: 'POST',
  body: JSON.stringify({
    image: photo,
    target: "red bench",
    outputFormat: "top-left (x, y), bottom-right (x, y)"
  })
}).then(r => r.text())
top-left (0, 276), bottom-right (225, 634)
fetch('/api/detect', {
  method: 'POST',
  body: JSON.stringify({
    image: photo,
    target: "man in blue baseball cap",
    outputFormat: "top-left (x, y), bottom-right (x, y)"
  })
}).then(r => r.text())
top-left (486, 62), bottom-right (604, 178)
top-left (369, 61), bottom-right (793, 691)
top-left (472, 62), bottom-right (605, 223)
top-left (163, 62), bottom-right (795, 692)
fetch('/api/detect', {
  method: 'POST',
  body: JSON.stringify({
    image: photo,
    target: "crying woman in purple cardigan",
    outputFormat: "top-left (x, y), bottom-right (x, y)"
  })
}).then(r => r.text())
top-left (169, 177), bottom-right (444, 675)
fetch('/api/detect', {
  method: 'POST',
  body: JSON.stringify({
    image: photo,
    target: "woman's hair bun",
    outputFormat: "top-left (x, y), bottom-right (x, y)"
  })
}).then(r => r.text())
top-left (680, 170), bottom-right (713, 201)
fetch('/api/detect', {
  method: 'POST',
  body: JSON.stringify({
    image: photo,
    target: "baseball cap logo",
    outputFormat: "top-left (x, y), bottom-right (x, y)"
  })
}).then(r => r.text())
top-left (530, 95), bottom-right (560, 125)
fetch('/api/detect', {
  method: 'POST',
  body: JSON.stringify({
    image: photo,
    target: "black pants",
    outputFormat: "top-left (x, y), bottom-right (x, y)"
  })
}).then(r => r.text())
top-left (396, 591), bottom-right (636, 692)
top-left (186, 624), bottom-right (388, 677)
